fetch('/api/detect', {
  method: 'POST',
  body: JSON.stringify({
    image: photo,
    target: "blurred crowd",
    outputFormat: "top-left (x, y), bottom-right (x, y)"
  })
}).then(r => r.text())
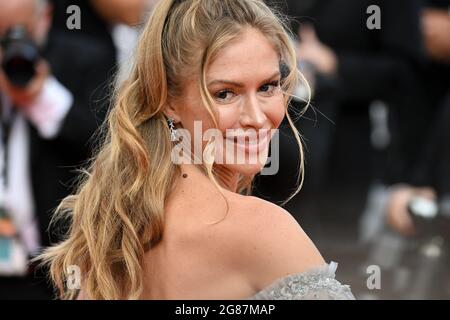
top-left (0, 0), bottom-right (448, 299)
top-left (257, 0), bottom-right (450, 299)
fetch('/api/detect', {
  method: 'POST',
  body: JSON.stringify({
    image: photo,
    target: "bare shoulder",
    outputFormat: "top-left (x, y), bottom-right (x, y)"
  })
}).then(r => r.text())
top-left (229, 194), bottom-right (325, 291)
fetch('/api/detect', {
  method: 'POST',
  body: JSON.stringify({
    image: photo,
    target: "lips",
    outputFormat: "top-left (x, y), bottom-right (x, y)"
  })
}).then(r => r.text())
top-left (225, 131), bottom-right (270, 154)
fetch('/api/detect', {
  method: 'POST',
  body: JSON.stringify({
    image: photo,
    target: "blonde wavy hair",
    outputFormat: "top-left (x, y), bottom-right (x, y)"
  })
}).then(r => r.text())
top-left (37, 0), bottom-right (309, 300)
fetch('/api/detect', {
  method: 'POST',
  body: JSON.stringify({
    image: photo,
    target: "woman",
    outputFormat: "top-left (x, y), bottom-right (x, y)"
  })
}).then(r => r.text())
top-left (38, 0), bottom-right (355, 300)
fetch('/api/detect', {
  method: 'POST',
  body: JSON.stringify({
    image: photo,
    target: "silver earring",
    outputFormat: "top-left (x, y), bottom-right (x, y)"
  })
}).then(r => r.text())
top-left (167, 117), bottom-right (178, 142)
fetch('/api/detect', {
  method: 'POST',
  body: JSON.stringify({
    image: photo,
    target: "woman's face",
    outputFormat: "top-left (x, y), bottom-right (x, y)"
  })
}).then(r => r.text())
top-left (168, 27), bottom-right (285, 177)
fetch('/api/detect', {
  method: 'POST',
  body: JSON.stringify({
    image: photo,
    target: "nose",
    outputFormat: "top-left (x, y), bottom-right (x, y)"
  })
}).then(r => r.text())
top-left (239, 94), bottom-right (267, 129)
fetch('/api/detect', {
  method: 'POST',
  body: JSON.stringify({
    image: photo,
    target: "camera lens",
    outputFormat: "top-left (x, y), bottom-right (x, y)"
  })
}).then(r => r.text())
top-left (1, 26), bottom-right (40, 88)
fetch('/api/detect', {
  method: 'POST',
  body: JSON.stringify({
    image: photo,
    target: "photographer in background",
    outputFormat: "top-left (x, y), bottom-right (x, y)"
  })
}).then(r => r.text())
top-left (0, 0), bottom-right (114, 299)
top-left (386, 0), bottom-right (450, 236)
top-left (259, 0), bottom-right (425, 241)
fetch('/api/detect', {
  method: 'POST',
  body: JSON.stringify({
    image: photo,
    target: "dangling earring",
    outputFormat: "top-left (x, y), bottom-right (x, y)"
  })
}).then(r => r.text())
top-left (167, 117), bottom-right (178, 142)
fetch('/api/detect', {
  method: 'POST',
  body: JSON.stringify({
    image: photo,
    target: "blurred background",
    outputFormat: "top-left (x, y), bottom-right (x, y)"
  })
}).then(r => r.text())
top-left (0, 0), bottom-right (449, 299)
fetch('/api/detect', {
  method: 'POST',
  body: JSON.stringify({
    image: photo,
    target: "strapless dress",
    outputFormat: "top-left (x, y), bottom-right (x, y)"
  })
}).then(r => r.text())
top-left (245, 262), bottom-right (355, 300)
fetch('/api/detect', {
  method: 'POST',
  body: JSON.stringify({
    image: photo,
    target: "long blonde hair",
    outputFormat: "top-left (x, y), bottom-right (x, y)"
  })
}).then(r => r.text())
top-left (37, 0), bottom-right (308, 300)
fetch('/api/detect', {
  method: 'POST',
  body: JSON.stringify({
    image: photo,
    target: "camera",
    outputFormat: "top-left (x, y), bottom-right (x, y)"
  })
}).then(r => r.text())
top-left (408, 196), bottom-right (438, 219)
top-left (0, 25), bottom-right (40, 88)
top-left (408, 196), bottom-right (441, 237)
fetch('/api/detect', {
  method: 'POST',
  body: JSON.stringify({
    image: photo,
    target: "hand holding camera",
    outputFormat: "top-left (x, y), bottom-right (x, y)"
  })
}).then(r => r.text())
top-left (386, 185), bottom-right (438, 236)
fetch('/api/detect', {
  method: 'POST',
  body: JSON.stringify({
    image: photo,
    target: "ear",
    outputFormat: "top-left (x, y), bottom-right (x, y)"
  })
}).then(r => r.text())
top-left (162, 100), bottom-right (182, 123)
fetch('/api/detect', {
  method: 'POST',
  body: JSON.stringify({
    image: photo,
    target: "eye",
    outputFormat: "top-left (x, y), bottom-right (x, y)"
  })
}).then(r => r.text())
top-left (214, 89), bottom-right (238, 104)
top-left (259, 80), bottom-right (281, 96)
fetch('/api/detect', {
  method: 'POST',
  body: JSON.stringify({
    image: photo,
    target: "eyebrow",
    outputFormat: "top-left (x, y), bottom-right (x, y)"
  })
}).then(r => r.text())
top-left (207, 71), bottom-right (281, 88)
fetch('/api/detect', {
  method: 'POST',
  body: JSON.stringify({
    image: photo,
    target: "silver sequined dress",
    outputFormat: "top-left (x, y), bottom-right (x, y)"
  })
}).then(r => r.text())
top-left (246, 262), bottom-right (355, 300)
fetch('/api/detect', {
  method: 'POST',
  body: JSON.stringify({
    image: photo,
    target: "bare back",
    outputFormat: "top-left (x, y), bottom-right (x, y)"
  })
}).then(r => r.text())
top-left (140, 164), bottom-right (325, 299)
top-left (140, 166), bottom-right (257, 299)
